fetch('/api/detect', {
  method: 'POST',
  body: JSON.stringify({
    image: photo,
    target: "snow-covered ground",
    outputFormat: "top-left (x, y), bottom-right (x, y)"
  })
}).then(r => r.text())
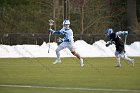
top-left (0, 40), bottom-right (140, 58)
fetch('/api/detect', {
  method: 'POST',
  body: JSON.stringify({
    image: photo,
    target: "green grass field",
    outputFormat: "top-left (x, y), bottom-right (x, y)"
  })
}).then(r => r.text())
top-left (0, 57), bottom-right (140, 93)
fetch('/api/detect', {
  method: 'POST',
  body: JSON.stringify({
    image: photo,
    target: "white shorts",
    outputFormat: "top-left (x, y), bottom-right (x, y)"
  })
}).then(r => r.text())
top-left (59, 42), bottom-right (75, 52)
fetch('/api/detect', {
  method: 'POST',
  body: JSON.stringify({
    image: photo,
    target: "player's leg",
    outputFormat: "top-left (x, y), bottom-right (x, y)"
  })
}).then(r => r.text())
top-left (52, 43), bottom-right (65, 64)
top-left (68, 43), bottom-right (84, 67)
top-left (115, 51), bottom-right (121, 67)
top-left (71, 51), bottom-right (84, 67)
top-left (120, 52), bottom-right (135, 66)
top-left (71, 51), bottom-right (80, 59)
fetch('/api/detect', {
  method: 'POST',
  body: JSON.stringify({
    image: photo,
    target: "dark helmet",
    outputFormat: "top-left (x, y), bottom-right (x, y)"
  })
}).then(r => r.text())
top-left (105, 28), bottom-right (113, 37)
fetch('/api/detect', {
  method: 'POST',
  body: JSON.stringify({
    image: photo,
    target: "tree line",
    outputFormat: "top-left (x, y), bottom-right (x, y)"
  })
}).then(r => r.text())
top-left (0, 0), bottom-right (140, 35)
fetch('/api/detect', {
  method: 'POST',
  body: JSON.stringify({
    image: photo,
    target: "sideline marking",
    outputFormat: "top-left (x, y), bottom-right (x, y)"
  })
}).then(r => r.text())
top-left (0, 84), bottom-right (140, 92)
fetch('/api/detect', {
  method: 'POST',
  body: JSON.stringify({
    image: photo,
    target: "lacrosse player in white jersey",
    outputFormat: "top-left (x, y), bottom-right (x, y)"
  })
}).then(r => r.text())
top-left (49, 19), bottom-right (84, 67)
top-left (105, 28), bottom-right (135, 67)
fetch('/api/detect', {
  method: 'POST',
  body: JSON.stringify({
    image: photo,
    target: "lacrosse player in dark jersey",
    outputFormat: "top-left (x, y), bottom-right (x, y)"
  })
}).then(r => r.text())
top-left (105, 28), bottom-right (134, 67)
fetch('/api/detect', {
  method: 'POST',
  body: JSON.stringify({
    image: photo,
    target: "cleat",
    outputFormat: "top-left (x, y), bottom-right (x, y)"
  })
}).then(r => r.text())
top-left (52, 59), bottom-right (61, 64)
top-left (80, 58), bottom-right (84, 67)
top-left (114, 64), bottom-right (121, 67)
top-left (115, 65), bottom-right (121, 67)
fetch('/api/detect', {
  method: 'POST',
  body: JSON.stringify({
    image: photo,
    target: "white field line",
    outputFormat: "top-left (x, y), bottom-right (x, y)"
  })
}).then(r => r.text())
top-left (0, 84), bottom-right (140, 92)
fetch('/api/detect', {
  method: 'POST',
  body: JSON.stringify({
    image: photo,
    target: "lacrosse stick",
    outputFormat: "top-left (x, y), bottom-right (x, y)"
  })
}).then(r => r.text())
top-left (124, 34), bottom-right (127, 58)
top-left (48, 19), bottom-right (54, 53)
top-left (124, 35), bottom-right (127, 45)
top-left (124, 34), bottom-right (128, 53)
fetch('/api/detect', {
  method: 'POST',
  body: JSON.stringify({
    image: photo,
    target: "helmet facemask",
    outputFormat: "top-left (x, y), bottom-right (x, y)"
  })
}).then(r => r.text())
top-left (64, 24), bottom-right (70, 29)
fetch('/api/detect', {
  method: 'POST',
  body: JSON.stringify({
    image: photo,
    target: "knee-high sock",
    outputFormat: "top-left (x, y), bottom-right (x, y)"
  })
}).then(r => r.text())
top-left (115, 51), bottom-right (121, 65)
top-left (56, 49), bottom-right (60, 60)
top-left (55, 45), bottom-right (64, 60)
top-left (116, 57), bottom-right (121, 65)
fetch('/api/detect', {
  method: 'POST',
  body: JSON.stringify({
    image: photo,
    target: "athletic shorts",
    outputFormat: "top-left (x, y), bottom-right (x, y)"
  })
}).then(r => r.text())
top-left (59, 42), bottom-right (76, 52)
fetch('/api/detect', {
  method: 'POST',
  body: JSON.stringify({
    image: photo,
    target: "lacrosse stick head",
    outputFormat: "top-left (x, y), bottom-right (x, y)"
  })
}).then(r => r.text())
top-left (49, 19), bottom-right (54, 27)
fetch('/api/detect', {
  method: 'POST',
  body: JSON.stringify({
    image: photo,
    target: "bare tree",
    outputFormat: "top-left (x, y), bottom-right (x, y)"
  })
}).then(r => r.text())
top-left (70, 0), bottom-right (87, 35)
top-left (52, 0), bottom-right (56, 30)
top-left (127, 0), bottom-right (140, 33)
top-left (77, 0), bottom-right (87, 35)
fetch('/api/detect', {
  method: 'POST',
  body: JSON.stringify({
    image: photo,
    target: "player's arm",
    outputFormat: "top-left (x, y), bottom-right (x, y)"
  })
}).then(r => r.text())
top-left (106, 40), bottom-right (114, 47)
top-left (116, 31), bottom-right (128, 36)
top-left (49, 29), bottom-right (61, 34)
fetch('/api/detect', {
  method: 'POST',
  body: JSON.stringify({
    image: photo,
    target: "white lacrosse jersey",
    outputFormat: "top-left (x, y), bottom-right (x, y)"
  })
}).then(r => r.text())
top-left (59, 27), bottom-right (74, 43)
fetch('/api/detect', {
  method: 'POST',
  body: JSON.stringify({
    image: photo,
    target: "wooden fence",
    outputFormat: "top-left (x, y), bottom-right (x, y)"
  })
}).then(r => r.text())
top-left (0, 33), bottom-right (140, 45)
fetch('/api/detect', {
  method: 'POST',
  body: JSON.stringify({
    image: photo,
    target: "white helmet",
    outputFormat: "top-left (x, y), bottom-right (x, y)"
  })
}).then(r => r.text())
top-left (63, 20), bottom-right (70, 29)
top-left (105, 28), bottom-right (113, 36)
top-left (63, 20), bottom-right (70, 25)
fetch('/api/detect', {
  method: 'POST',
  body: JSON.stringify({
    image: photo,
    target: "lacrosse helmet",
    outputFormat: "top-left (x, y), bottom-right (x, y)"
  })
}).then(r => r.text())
top-left (105, 28), bottom-right (113, 37)
top-left (63, 20), bottom-right (70, 29)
